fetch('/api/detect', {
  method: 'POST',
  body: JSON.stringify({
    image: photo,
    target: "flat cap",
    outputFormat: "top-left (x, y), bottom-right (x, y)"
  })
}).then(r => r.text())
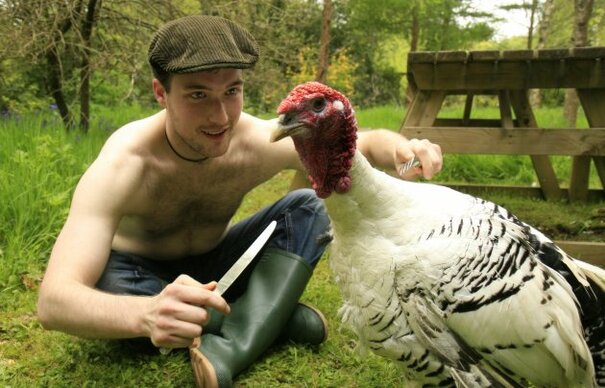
top-left (148, 15), bottom-right (259, 74)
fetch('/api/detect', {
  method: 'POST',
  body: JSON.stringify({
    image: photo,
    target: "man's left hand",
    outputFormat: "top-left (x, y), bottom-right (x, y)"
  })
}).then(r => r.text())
top-left (394, 138), bottom-right (442, 180)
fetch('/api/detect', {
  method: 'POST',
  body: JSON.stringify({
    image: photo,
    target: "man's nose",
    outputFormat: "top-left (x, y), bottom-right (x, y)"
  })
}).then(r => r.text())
top-left (207, 99), bottom-right (229, 126)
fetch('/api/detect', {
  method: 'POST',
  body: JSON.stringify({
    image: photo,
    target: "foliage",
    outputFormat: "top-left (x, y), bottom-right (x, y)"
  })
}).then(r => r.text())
top-left (0, 115), bottom-right (81, 290)
top-left (198, 0), bottom-right (325, 113)
top-left (0, 0), bottom-right (557, 120)
top-left (0, 107), bottom-right (154, 290)
top-left (287, 47), bottom-right (358, 98)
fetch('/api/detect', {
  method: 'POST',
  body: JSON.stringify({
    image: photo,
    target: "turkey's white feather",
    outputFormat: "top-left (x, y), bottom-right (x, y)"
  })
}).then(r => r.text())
top-left (325, 150), bottom-right (596, 387)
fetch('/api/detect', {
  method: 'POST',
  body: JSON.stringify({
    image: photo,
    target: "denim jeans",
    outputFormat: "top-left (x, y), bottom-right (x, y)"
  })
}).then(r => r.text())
top-left (96, 189), bottom-right (331, 301)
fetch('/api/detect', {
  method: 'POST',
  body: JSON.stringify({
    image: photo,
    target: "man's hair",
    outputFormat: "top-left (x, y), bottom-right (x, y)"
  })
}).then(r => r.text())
top-left (148, 15), bottom-right (259, 90)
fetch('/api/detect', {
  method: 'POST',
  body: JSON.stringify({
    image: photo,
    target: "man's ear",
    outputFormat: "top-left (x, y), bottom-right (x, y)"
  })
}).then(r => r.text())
top-left (152, 79), bottom-right (167, 108)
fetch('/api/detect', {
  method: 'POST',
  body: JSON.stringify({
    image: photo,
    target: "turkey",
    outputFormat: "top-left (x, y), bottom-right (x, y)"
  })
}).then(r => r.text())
top-left (271, 81), bottom-right (605, 387)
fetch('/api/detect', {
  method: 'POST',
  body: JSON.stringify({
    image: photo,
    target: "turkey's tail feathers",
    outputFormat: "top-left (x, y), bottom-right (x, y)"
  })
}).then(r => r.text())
top-left (574, 259), bottom-right (605, 291)
top-left (450, 364), bottom-right (522, 388)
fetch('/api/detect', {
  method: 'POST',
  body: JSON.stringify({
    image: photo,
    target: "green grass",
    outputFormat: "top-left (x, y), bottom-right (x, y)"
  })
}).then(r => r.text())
top-left (1, 103), bottom-right (603, 386)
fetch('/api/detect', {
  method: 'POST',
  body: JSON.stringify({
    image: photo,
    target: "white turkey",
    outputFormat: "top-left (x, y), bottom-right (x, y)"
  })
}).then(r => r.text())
top-left (271, 81), bottom-right (605, 387)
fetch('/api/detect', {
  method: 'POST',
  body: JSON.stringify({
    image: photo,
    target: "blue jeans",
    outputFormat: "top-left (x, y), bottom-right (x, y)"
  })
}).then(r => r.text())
top-left (96, 189), bottom-right (331, 301)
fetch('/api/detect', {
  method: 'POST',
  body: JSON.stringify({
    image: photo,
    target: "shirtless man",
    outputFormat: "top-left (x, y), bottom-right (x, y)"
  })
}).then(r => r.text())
top-left (37, 15), bottom-right (443, 388)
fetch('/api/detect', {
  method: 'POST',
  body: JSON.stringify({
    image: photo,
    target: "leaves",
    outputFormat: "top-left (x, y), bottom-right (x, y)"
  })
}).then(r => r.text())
top-left (4, 0), bottom-right (600, 115)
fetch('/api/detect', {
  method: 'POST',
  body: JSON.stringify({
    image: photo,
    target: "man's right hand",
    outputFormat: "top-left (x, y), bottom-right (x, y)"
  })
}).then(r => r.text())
top-left (145, 274), bottom-right (231, 349)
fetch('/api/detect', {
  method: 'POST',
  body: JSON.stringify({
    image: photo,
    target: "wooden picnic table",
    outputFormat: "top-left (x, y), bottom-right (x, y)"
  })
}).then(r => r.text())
top-left (400, 47), bottom-right (605, 264)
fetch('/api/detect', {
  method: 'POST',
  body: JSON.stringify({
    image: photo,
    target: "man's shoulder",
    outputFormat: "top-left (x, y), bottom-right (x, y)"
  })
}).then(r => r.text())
top-left (89, 112), bottom-right (164, 185)
top-left (235, 112), bottom-right (300, 171)
top-left (237, 112), bottom-right (276, 135)
top-left (97, 112), bottom-right (164, 164)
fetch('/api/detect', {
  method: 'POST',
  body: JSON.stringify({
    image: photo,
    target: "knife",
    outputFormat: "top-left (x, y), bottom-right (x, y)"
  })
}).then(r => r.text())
top-left (213, 220), bottom-right (277, 295)
top-left (397, 157), bottom-right (421, 176)
top-left (160, 220), bottom-right (277, 354)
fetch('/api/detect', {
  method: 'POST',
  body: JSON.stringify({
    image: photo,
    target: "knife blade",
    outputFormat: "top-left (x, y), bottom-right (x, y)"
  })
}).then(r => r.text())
top-left (397, 157), bottom-right (421, 176)
top-left (160, 220), bottom-right (277, 355)
top-left (213, 220), bottom-right (277, 295)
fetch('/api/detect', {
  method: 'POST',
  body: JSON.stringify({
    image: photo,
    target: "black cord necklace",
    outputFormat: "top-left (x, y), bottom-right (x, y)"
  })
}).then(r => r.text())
top-left (164, 129), bottom-right (208, 163)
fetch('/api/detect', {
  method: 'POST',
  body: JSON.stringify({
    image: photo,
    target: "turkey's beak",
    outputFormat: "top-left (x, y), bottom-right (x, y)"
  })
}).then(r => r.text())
top-left (270, 113), bottom-right (306, 142)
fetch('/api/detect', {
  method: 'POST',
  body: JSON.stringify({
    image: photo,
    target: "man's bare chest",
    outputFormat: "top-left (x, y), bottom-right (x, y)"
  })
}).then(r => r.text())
top-left (147, 173), bottom-right (256, 225)
top-left (134, 161), bottom-right (269, 233)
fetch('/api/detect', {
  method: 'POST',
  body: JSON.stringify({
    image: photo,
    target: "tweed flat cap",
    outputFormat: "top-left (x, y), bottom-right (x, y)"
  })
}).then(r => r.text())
top-left (148, 15), bottom-right (259, 73)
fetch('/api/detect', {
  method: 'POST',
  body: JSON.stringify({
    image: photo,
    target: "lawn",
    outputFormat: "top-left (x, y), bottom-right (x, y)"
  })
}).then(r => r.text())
top-left (0, 104), bottom-right (603, 386)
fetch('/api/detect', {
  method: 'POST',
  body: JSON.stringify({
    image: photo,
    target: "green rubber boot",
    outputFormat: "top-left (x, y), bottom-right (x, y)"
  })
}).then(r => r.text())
top-left (189, 247), bottom-right (317, 388)
top-left (277, 302), bottom-right (327, 345)
top-left (203, 302), bottom-right (328, 346)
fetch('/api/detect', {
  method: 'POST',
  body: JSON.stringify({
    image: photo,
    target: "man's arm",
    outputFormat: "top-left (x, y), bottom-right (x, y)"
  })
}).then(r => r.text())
top-left (276, 124), bottom-right (443, 189)
top-left (37, 150), bottom-right (229, 349)
top-left (357, 129), bottom-right (443, 180)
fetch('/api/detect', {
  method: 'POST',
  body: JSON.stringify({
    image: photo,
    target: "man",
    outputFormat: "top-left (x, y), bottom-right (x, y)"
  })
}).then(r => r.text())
top-left (37, 15), bottom-right (443, 388)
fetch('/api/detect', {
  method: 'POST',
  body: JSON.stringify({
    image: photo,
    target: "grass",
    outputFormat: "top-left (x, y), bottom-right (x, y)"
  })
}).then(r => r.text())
top-left (1, 103), bottom-right (603, 387)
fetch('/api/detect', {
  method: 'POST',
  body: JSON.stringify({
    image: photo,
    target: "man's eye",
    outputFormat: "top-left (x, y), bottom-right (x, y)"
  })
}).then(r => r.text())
top-left (311, 98), bottom-right (326, 112)
top-left (191, 92), bottom-right (206, 99)
top-left (226, 87), bottom-right (240, 96)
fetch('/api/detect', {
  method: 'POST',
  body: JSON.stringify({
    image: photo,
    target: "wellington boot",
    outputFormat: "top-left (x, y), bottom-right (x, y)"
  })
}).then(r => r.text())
top-left (277, 302), bottom-right (327, 345)
top-left (203, 302), bottom-right (328, 346)
top-left (189, 247), bottom-right (314, 388)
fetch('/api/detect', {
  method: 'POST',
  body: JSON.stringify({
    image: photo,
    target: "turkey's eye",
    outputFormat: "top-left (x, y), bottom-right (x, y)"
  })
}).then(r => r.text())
top-left (311, 98), bottom-right (326, 112)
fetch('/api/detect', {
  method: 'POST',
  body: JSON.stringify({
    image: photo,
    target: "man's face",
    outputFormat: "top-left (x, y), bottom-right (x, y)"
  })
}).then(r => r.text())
top-left (155, 68), bottom-right (244, 159)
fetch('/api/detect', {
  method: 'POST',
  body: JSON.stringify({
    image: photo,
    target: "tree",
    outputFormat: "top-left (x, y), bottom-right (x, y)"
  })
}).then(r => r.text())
top-left (197, 0), bottom-right (323, 112)
top-left (316, 0), bottom-right (332, 83)
top-left (499, 0), bottom-right (540, 49)
top-left (0, 0), bottom-right (185, 130)
top-left (564, 0), bottom-right (594, 128)
top-left (79, 0), bottom-right (101, 132)
top-left (530, 0), bottom-right (555, 106)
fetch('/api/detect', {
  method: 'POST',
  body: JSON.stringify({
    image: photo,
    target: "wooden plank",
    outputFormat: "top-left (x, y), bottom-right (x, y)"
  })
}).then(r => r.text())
top-left (579, 91), bottom-right (605, 194)
top-left (399, 127), bottom-right (605, 156)
top-left (571, 46), bottom-right (605, 59)
top-left (402, 90), bottom-right (446, 127)
top-left (433, 118), bottom-right (507, 127)
top-left (441, 182), bottom-right (605, 202)
top-left (462, 94), bottom-right (473, 125)
top-left (509, 90), bottom-right (561, 201)
top-left (408, 47), bottom-right (605, 64)
top-left (435, 51), bottom-right (470, 62)
top-left (594, 156), bottom-right (605, 188)
top-left (498, 91), bottom-right (514, 129)
top-left (578, 89), bottom-right (605, 126)
top-left (408, 59), bottom-right (605, 90)
top-left (569, 156), bottom-right (592, 201)
top-left (554, 241), bottom-right (605, 266)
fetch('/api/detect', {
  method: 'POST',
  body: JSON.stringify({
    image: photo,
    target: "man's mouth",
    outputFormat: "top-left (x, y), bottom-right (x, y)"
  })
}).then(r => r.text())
top-left (201, 128), bottom-right (228, 137)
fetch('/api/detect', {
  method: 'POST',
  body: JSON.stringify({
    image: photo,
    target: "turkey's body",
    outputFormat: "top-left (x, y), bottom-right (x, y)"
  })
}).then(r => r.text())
top-left (325, 151), bottom-right (600, 387)
top-left (273, 81), bottom-right (603, 387)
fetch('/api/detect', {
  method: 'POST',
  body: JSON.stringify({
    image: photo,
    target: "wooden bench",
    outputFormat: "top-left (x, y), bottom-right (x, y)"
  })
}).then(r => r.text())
top-left (401, 47), bottom-right (605, 264)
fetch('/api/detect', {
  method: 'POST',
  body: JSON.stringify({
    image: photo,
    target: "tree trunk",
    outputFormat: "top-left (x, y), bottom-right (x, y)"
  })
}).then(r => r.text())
top-left (43, 0), bottom-right (83, 131)
top-left (45, 1), bottom-right (83, 130)
top-left (46, 48), bottom-right (73, 129)
top-left (564, 0), bottom-right (593, 127)
top-left (316, 0), bottom-right (332, 83)
top-left (526, 0), bottom-right (538, 49)
top-left (79, 0), bottom-right (100, 133)
top-left (410, 3), bottom-right (419, 52)
top-left (530, 0), bottom-right (555, 107)
top-left (405, 3), bottom-right (420, 106)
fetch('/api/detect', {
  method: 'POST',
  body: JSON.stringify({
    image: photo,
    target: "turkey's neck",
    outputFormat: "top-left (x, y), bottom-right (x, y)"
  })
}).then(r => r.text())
top-left (294, 112), bottom-right (357, 199)
top-left (324, 150), bottom-right (388, 227)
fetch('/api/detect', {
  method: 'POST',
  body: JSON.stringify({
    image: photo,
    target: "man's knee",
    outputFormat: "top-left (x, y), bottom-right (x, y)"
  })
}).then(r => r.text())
top-left (281, 189), bottom-right (331, 266)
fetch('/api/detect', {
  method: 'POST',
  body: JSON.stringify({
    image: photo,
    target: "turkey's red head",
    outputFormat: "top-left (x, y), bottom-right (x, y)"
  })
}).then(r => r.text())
top-left (271, 82), bottom-right (357, 198)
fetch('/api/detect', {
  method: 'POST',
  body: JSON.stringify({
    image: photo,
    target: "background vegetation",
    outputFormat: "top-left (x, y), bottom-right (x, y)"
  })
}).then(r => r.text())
top-left (2, 0), bottom-right (605, 126)
top-left (1, 0), bottom-right (604, 386)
